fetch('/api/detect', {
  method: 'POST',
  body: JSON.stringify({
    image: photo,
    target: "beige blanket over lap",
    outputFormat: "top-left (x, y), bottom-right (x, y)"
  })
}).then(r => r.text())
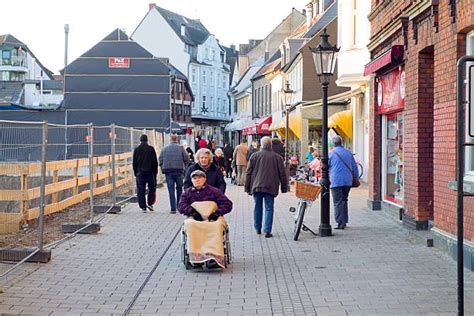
top-left (184, 201), bottom-right (228, 267)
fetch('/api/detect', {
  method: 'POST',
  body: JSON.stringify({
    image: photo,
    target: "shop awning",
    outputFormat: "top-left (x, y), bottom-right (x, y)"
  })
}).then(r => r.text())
top-left (328, 110), bottom-right (352, 139)
top-left (242, 116), bottom-right (272, 136)
top-left (225, 118), bottom-right (252, 131)
top-left (269, 118), bottom-right (285, 131)
top-left (363, 45), bottom-right (404, 76)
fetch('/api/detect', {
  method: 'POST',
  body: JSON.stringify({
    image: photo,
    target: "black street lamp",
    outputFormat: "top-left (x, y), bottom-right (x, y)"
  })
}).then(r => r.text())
top-left (282, 80), bottom-right (294, 180)
top-left (309, 28), bottom-right (339, 237)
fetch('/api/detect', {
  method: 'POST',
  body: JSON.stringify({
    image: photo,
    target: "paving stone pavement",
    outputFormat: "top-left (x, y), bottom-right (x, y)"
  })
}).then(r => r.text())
top-left (0, 181), bottom-right (473, 315)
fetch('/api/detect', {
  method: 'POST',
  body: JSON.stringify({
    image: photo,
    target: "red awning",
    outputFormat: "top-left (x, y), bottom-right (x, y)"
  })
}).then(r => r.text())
top-left (242, 116), bottom-right (272, 136)
top-left (364, 45), bottom-right (404, 76)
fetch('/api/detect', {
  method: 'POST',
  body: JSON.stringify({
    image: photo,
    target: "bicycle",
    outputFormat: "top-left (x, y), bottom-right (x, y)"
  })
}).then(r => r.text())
top-left (289, 181), bottom-right (321, 241)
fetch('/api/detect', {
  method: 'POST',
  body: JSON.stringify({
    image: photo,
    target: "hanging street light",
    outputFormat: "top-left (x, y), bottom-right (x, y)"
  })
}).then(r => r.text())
top-left (309, 28), bottom-right (339, 237)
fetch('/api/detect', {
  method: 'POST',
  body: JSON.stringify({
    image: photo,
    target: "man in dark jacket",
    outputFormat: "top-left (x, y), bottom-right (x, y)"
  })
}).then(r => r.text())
top-left (133, 134), bottom-right (159, 213)
top-left (159, 134), bottom-right (189, 214)
top-left (245, 136), bottom-right (288, 238)
top-left (184, 148), bottom-right (226, 193)
top-left (272, 138), bottom-right (285, 159)
top-left (223, 143), bottom-right (234, 178)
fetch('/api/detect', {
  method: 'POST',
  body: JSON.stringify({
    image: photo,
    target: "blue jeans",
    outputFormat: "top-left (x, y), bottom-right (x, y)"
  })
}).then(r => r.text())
top-left (331, 186), bottom-right (351, 226)
top-left (253, 192), bottom-right (275, 233)
top-left (165, 172), bottom-right (184, 212)
top-left (136, 172), bottom-right (156, 210)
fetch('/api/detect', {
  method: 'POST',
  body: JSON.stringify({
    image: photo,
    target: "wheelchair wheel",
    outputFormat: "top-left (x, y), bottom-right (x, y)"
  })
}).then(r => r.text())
top-left (225, 229), bottom-right (232, 264)
top-left (181, 230), bottom-right (192, 270)
top-left (293, 201), bottom-right (307, 241)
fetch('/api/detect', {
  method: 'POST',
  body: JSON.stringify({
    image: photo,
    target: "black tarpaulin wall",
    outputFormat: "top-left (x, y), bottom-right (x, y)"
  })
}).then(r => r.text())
top-left (64, 29), bottom-right (171, 128)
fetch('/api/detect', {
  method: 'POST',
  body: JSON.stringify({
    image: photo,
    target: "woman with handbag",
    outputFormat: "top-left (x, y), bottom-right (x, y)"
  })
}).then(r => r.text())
top-left (328, 135), bottom-right (359, 229)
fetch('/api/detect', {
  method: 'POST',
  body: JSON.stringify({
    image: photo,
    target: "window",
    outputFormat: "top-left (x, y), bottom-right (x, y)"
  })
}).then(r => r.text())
top-left (191, 68), bottom-right (196, 83)
top-left (210, 71), bottom-right (214, 86)
top-left (2, 50), bottom-right (11, 65)
top-left (1, 71), bottom-right (10, 81)
top-left (212, 50), bottom-right (216, 61)
top-left (210, 96), bottom-right (214, 110)
top-left (202, 70), bottom-right (207, 84)
top-left (205, 48), bottom-right (209, 60)
top-left (222, 76), bottom-right (226, 89)
top-left (217, 74), bottom-right (220, 88)
top-left (217, 98), bottom-right (220, 112)
top-left (202, 96), bottom-right (206, 107)
top-left (221, 52), bottom-right (225, 63)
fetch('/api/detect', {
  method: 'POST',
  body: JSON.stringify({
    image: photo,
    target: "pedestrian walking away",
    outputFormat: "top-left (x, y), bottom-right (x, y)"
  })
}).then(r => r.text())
top-left (245, 136), bottom-right (288, 238)
top-left (328, 135), bottom-right (359, 229)
top-left (184, 148), bottom-right (226, 193)
top-left (133, 134), bottom-right (158, 213)
top-left (233, 139), bottom-right (250, 186)
top-left (159, 134), bottom-right (190, 214)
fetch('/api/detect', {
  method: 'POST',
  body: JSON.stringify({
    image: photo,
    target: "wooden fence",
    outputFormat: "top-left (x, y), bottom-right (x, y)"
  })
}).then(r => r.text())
top-left (0, 152), bottom-right (133, 234)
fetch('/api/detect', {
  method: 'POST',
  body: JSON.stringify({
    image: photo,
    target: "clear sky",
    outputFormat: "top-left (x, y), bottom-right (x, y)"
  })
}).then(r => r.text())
top-left (1, 0), bottom-right (309, 74)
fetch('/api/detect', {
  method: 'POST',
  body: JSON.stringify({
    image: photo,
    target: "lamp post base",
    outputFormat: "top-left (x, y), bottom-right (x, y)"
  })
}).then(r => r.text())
top-left (319, 224), bottom-right (332, 237)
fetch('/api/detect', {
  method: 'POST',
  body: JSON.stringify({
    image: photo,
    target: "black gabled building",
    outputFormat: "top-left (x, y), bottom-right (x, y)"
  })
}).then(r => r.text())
top-left (64, 29), bottom-right (172, 130)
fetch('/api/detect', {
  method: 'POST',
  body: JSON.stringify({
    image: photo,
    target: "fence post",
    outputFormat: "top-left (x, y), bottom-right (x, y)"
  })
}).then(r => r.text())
top-left (130, 128), bottom-right (136, 196)
top-left (88, 124), bottom-right (94, 221)
top-left (38, 121), bottom-right (48, 250)
top-left (111, 124), bottom-right (117, 205)
top-left (20, 173), bottom-right (29, 224)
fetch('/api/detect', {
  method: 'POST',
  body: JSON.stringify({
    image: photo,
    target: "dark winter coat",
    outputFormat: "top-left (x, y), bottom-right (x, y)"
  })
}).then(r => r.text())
top-left (159, 142), bottom-right (189, 174)
top-left (214, 156), bottom-right (226, 170)
top-left (246, 147), bottom-right (258, 161)
top-left (223, 145), bottom-right (234, 160)
top-left (184, 162), bottom-right (226, 193)
top-left (272, 139), bottom-right (285, 159)
top-left (185, 147), bottom-right (195, 162)
top-left (178, 184), bottom-right (233, 216)
top-left (133, 142), bottom-right (158, 176)
top-left (245, 148), bottom-right (288, 197)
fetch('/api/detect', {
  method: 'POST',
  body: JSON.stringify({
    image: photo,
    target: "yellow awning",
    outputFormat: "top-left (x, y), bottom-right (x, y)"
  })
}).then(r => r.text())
top-left (269, 110), bottom-right (303, 139)
top-left (328, 110), bottom-right (352, 139)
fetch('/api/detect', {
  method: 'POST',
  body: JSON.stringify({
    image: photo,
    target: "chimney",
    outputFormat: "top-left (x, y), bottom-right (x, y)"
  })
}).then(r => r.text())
top-left (306, 2), bottom-right (314, 29)
top-left (149, 3), bottom-right (156, 11)
top-left (230, 44), bottom-right (236, 53)
top-left (64, 24), bottom-right (69, 68)
top-left (181, 24), bottom-right (186, 36)
top-left (264, 41), bottom-right (269, 61)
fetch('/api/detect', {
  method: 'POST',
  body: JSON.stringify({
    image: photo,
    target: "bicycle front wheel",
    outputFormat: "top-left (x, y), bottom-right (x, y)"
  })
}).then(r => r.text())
top-left (293, 201), bottom-right (307, 241)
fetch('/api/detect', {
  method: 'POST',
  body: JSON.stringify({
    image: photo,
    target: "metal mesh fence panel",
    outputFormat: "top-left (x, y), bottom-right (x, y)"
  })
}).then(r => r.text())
top-left (0, 120), bottom-right (45, 277)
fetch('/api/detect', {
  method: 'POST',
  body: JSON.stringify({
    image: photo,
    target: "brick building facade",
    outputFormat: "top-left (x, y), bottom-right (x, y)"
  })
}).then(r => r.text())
top-left (365, 0), bottom-right (474, 269)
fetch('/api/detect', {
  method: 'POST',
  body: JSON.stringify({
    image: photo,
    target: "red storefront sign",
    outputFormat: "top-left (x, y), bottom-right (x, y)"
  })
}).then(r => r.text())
top-left (242, 116), bottom-right (272, 136)
top-left (377, 67), bottom-right (405, 114)
top-left (108, 57), bottom-right (130, 68)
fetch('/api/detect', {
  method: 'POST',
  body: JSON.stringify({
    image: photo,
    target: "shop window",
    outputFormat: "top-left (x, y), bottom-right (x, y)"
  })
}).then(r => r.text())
top-left (466, 31), bottom-right (474, 179)
top-left (383, 113), bottom-right (404, 205)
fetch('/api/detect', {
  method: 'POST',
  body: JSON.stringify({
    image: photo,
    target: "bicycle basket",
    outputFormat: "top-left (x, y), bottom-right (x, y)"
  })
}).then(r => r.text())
top-left (295, 182), bottom-right (321, 201)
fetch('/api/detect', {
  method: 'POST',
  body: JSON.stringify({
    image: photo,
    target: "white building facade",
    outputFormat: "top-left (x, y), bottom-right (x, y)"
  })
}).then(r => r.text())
top-left (336, 0), bottom-right (371, 182)
top-left (132, 4), bottom-right (231, 144)
top-left (0, 34), bottom-right (62, 108)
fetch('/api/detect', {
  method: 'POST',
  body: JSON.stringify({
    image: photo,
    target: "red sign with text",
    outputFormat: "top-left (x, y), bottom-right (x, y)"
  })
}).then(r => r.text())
top-left (377, 67), bottom-right (405, 114)
top-left (108, 57), bottom-right (130, 68)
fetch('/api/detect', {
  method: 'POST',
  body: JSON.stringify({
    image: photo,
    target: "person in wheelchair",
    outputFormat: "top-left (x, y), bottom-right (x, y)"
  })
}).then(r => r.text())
top-left (178, 170), bottom-right (233, 269)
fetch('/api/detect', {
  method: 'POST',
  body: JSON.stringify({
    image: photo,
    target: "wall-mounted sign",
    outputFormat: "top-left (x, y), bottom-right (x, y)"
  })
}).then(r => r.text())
top-left (377, 67), bottom-right (405, 114)
top-left (108, 57), bottom-right (130, 68)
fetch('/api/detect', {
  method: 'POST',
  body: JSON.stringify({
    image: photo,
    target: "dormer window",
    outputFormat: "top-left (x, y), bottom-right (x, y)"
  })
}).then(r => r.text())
top-left (180, 24), bottom-right (186, 36)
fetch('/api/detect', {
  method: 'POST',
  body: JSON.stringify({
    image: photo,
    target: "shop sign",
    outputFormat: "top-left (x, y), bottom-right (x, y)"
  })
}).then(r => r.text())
top-left (377, 67), bottom-right (405, 114)
top-left (108, 57), bottom-right (130, 68)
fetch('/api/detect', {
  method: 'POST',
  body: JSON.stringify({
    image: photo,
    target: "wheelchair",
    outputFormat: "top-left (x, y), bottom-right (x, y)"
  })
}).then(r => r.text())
top-left (181, 223), bottom-right (232, 269)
